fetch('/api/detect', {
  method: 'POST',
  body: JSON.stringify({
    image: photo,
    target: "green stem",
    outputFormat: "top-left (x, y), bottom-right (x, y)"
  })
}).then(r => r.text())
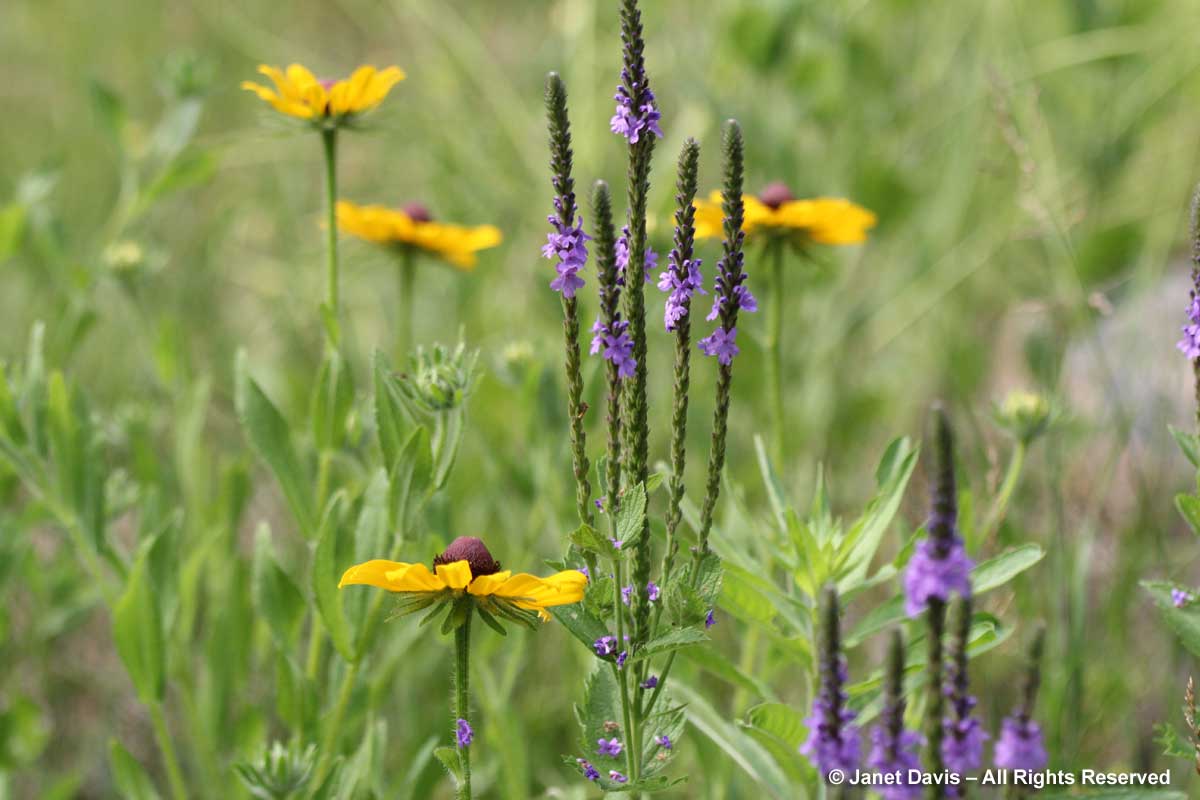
top-left (149, 702), bottom-right (188, 800)
top-left (454, 613), bottom-right (473, 800)
top-left (321, 127), bottom-right (340, 346)
top-left (305, 616), bottom-right (325, 682)
top-left (313, 660), bottom-right (359, 785)
top-left (397, 249), bottom-right (416, 358)
top-left (980, 441), bottom-right (1026, 547)
top-left (611, 556), bottom-right (638, 784)
top-left (766, 241), bottom-right (785, 466)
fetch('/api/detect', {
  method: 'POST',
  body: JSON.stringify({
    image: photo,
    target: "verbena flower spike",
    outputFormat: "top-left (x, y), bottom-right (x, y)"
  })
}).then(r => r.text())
top-left (994, 626), bottom-right (1048, 773)
top-left (943, 597), bottom-right (987, 796)
top-left (544, 72), bottom-right (594, 531)
top-left (590, 180), bottom-right (624, 510)
top-left (340, 536), bottom-right (587, 799)
top-left (867, 630), bottom-right (922, 799)
top-left (800, 584), bottom-right (861, 781)
top-left (1178, 184), bottom-right (1200, 430)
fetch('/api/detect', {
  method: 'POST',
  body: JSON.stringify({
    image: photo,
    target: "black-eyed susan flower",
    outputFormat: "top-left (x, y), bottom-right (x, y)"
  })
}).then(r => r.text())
top-left (336, 201), bottom-right (502, 271)
top-left (339, 536), bottom-right (587, 626)
top-left (694, 181), bottom-right (876, 246)
top-left (341, 537), bottom-right (586, 800)
top-left (241, 64), bottom-right (404, 125)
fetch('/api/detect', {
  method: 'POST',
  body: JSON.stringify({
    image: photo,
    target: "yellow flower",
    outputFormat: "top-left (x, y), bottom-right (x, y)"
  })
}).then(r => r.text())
top-left (339, 537), bottom-right (586, 624)
top-left (694, 182), bottom-right (876, 246)
top-left (241, 63), bottom-right (405, 123)
top-left (336, 200), bottom-right (502, 270)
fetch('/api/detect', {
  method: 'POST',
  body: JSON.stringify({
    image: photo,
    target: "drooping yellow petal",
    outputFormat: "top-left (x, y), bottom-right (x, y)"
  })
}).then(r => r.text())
top-left (476, 570), bottom-right (588, 611)
top-left (339, 560), bottom-right (447, 592)
top-left (465, 571), bottom-right (513, 596)
top-left (435, 560), bottom-right (474, 590)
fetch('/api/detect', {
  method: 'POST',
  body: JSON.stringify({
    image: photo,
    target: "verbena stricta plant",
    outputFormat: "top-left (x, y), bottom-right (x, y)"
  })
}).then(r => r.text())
top-left (541, 0), bottom-right (754, 793)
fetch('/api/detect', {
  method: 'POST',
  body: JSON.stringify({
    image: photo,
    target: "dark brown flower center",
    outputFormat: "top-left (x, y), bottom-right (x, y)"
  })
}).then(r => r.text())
top-left (759, 181), bottom-right (794, 210)
top-left (403, 202), bottom-right (433, 223)
top-left (433, 536), bottom-right (501, 577)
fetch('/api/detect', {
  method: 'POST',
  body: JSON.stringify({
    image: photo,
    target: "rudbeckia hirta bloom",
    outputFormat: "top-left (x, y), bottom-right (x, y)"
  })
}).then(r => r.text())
top-left (241, 63), bottom-right (405, 124)
top-left (694, 181), bottom-right (876, 245)
top-left (339, 536), bottom-right (587, 626)
top-left (336, 201), bottom-right (502, 271)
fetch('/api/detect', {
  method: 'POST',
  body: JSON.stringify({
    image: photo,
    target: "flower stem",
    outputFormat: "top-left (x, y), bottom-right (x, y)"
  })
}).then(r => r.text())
top-left (321, 127), bottom-right (340, 346)
top-left (923, 597), bottom-right (946, 800)
top-left (454, 613), bottom-right (473, 800)
top-left (313, 660), bottom-right (359, 786)
top-left (149, 702), bottom-right (188, 800)
top-left (397, 249), bottom-right (416, 358)
top-left (980, 441), bottom-right (1026, 548)
top-left (765, 240), bottom-right (786, 466)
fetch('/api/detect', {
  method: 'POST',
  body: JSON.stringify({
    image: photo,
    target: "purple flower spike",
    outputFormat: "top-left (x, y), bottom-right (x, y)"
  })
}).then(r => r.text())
top-left (800, 657), bottom-right (860, 779)
top-left (994, 716), bottom-right (1048, 771)
top-left (699, 327), bottom-right (740, 365)
top-left (608, 770), bottom-right (628, 784)
top-left (867, 728), bottom-right (922, 800)
top-left (597, 737), bottom-right (624, 758)
top-left (456, 718), bottom-right (473, 748)
top-left (577, 758), bottom-right (600, 782)
top-left (594, 635), bottom-right (617, 656)
top-left (943, 713), bottom-right (988, 774)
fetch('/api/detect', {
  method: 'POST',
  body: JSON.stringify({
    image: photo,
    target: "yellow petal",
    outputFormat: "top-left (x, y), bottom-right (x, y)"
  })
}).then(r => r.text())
top-left (466, 571), bottom-right (514, 596)
top-left (435, 560), bottom-right (473, 590)
top-left (338, 560), bottom-right (446, 592)
top-left (358, 65), bottom-right (405, 111)
top-left (483, 570), bottom-right (588, 610)
top-left (693, 195), bottom-right (725, 239)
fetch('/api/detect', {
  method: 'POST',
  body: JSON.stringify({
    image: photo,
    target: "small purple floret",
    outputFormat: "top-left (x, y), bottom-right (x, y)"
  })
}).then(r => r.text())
top-left (1173, 588), bottom-right (1193, 608)
top-left (641, 675), bottom-right (659, 689)
top-left (597, 737), bottom-right (623, 758)
top-left (544, 201), bottom-right (590, 298)
top-left (698, 327), bottom-right (739, 365)
top-left (610, 75), bottom-right (663, 144)
top-left (656, 735), bottom-right (672, 750)
top-left (608, 770), bottom-right (628, 784)
top-left (705, 609), bottom-right (716, 628)
top-left (1178, 285), bottom-right (1200, 359)
top-left (615, 225), bottom-right (657, 285)
top-left (621, 585), bottom-right (633, 606)
top-left (594, 635), bottom-right (617, 656)
top-left (647, 582), bottom-right (660, 602)
top-left (456, 718), bottom-right (473, 748)
top-left (866, 727), bottom-right (922, 800)
top-left (577, 758), bottom-right (600, 782)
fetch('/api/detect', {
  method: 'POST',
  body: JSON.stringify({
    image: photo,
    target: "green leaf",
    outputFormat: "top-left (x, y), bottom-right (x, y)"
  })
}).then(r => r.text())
top-left (741, 703), bottom-right (815, 788)
top-left (312, 493), bottom-right (355, 661)
top-left (390, 426), bottom-right (433, 536)
top-left (628, 627), bottom-right (708, 663)
top-left (671, 682), bottom-right (791, 800)
top-left (615, 482), bottom-right (648, 548)
top-left (0, 203), bottom-right (25, 262)
top-left (1145, 580), bottom-right (1200, 658)
top-left (135, 149), bottom-right (216, 214)
top-left (1177, 494), bottom-right (1200, 537)
top-left (576, 664), bottom-right (621, 753)
top-left (971, 544), bottom-right (1045, 594)
top-left (374, 351), bottom-right (409, 469)
top-left (235, 353), bottom-right (317, 536)
top-left (568, 523), bottom-right (615, 558)
top-left (1171, 424), bottom-right (1200, 468)
top-left (846, 546), bottom-right (1043, 647)
top-left (252, 523), bottom-right (306, 651)
top-left (89, 81), bottom-right (127, 146)
top-left (433, 746), bottom-right (464, 786)
top-left (111, 539), bottom-right (165, 703)
top-left (549, 601), bottom-right (611, 654)
top-left (311, 349), bottom-right (355, 451)
top-left (838, 437), bottom-right (918, 587)
top-left (108, 740), bottom-right (161, 800)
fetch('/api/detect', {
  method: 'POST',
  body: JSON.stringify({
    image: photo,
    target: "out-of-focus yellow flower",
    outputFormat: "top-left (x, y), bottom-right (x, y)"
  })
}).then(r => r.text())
top-left (336, 200), bottom-right (502, 270)
top-left (339, 537), bottom-right (587, 623)
top-left (241, 63), bottom-right (404, 123)
top-left (694, 182), bottom-right (876, 245)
